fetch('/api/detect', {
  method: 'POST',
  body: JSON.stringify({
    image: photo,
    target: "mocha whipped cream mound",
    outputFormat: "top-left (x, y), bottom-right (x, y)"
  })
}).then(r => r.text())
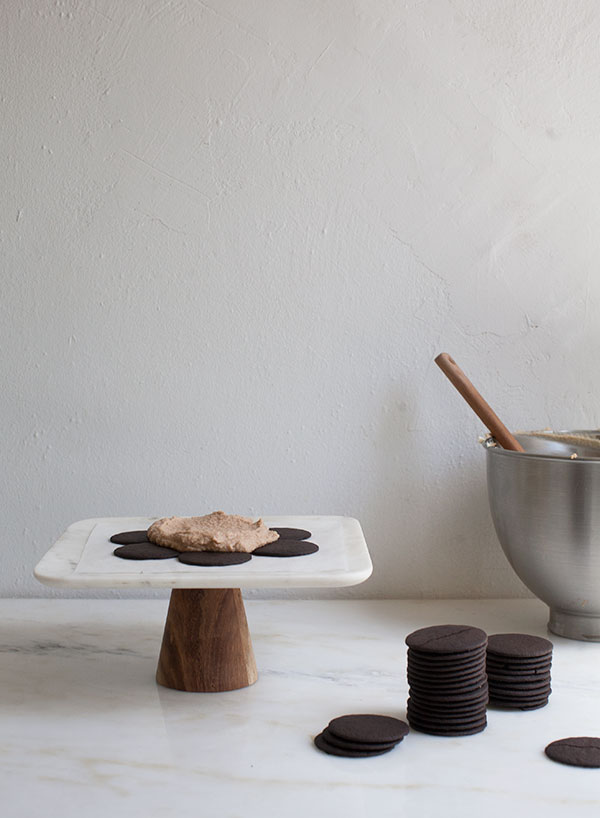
top-left (147, 511), bottom-right (279, 553)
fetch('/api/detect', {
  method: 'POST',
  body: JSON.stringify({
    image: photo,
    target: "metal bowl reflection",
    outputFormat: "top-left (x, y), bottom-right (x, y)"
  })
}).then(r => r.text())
top-left (484, 431), bottom-right (600, 641)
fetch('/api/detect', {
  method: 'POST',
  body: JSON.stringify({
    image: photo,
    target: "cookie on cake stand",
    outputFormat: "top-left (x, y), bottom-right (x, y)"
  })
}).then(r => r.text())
top-left (34, 515), bottom-right (372, 693)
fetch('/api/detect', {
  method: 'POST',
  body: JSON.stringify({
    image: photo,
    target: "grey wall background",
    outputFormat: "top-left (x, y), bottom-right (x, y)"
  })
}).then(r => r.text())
top-left (3, 0), bottom-right (600, 598)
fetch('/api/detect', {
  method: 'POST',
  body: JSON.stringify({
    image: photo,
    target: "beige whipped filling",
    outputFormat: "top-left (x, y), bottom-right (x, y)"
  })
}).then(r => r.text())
top-left (147, 511), bottom-right (279, 553)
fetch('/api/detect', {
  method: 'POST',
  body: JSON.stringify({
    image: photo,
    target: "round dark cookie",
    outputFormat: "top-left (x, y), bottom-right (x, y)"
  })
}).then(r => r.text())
top-left (327, 714), bottom-right (409, 745)
top-left (408, 677), bottom-right (488, 697)
top-left (407, 706), bottom-right (487, 723)
top-left (545, 737), bottom-right (600, 768)
top-left (177, 551), bottom-right (252, 566)
top-left (487, 659), bottom-right (552, 673)
top-left (488, 668), bottom-right (551, 680)
top-left (321, 727), bottom-right (399, 753)
top-left (406, 625), bottom-right (487, 654)
top-left (489, 699), bottom-right (548, 712)
top-left (408, 684), bottom-right (487, 703)
top-left (408, 700), bottom-right (488, 718)
top-left (407, 696), bottom-right (487, 716)
top-left (253, 540), bottom-right (319, 557)
top-left (490, 675), bottom-right (552, 688)
top-left (486, 660), bottom-right (552, 675)
top-left (407, 675), bottom-right (487, 692)
top-left (487, 651), bottom-right (552, 664)
top-left (489, 692), bottom-right (551, 706)
top-left (486, 633), bottom-right (553, 659)
top-left (408, 649), bottom-right (486, 668)
top-left (314, 732), bottom-right (393, 758)
top-left (407, 702), bottom-right (488, 719)
top-left (488, 683), bottom-right (551, 698)
top-left (408, 652), bottom-right (485, 669)
top-left (487, 654), bottom-right (553, 668)
top-left (408, 686), bottom-right (489, 704)
top-left (113, 543), bottom-right (179, 560)
top-left (488, 678), bottom-right (551, 692)
top-left (408, 651), bottom-right (486, 669)
top-left (487, 668), bottom-right (551, 681)
top-left (408, 719), bottom-right (487, 737)
top-left (408, 678), bottom-right (487, 694)
top-left (491, 690), bottom-right (551, 700)
top-left (408, 660), bottom-right (486, 679)
top-left (270, 527), bottom-right (311, 540)
top-left (408, 664), bottom-right (487, 681)
top-left (487, 650), bottom-right (552, 663)
top-left (408, 666), bottom-right (486, 683)
top-left (407, 716), bottom-right (487, 733)
top-left (407, 704), bottom-right (487, 726)
top-left (110, 530), bottom-right (151, 545)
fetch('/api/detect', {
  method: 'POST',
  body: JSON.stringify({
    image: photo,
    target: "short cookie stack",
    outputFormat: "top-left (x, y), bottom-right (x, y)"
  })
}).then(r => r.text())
top-left (314, 714), bottom-right (409, 758)
top-left (486, 633), bottom-right (553, 710)
top-left (406, 624), bottom-right (488, 736)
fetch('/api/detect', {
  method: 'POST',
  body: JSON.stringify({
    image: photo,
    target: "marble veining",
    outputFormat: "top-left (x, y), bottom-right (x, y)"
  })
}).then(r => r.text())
top-left (2, 599), bottom-right (600, 818)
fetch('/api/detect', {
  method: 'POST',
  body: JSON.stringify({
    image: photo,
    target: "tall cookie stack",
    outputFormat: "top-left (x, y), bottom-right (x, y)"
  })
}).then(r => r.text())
top-left (406, 624), bottom-right (488, 736)
top-left (486, 633), bottom-right (553, 710)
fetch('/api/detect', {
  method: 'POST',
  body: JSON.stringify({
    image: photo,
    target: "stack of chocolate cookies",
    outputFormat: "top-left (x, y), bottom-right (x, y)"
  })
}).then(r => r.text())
top-left (486, 633), bottom-right (553, 710)
top-left (406, 624), bottom-right (488, 736)
top-left (314, 714), bottom-right (409, 758)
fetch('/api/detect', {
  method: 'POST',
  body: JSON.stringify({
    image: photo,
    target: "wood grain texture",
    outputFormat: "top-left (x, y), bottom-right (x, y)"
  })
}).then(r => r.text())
top-left (435, 353), bottom-right (524, 452)
top-left (156, 588), bottom-right (258, 692)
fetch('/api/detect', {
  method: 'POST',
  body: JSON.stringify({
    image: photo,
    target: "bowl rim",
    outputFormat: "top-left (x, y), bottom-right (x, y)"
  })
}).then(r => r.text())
top-left (481, 429), bottom-right (600, 462)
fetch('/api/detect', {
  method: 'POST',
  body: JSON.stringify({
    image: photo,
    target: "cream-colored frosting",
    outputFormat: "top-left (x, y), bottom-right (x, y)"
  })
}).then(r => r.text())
top-left (147, 511), bottom-right (279, 553)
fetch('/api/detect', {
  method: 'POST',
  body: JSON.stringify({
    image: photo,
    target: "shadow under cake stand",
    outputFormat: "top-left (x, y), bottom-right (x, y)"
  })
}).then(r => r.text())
top-left (34, 516), bottom-right (372, 693)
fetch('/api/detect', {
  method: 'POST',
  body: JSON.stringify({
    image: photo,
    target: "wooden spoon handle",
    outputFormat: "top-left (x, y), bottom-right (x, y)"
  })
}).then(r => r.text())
top-left (434, 353), bottom-right (524, 452)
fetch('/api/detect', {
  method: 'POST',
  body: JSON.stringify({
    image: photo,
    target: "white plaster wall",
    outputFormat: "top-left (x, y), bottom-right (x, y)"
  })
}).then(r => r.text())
top-left (3, 0), bottom-right (600, 598)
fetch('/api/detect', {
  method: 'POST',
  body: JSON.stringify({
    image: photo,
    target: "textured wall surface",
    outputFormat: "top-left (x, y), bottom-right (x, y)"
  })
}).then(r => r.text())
top-left (3, 0), bottom-right (600, 598)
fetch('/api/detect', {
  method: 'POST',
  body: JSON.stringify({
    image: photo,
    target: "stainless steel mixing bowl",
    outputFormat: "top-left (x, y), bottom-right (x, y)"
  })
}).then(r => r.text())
top-left (484, 430), bottom-right (600, 641)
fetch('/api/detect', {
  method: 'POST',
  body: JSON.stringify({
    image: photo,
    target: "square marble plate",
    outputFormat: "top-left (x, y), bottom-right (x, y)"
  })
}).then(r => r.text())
top-left (34, 516), bottom-right (372, 590)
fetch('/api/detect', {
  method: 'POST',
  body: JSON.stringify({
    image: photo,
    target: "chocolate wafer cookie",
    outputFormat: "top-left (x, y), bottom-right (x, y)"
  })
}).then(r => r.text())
top-left (314, 732), bottom-right (393, 758)
top-left (110, 530), bottom-right (151, 545)
top-left (406, 625), bottom-right (488, 736)
top-left (486, 632), bottom-right (553, 711)
top-left (314, 714), bottom-right (408, 758)
top-left (113, 543), bottom-right (179, 560)
top-left (545, 737), bottom-right (600, 768)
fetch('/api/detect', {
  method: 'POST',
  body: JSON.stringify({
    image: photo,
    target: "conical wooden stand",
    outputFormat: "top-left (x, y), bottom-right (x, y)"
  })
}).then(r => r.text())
top-left (156, 588), bottom-right (258, 692)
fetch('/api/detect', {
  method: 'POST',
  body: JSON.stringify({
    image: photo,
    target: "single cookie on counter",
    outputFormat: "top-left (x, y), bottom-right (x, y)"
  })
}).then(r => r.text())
top-left (545, 737), bottom-right (600, 768)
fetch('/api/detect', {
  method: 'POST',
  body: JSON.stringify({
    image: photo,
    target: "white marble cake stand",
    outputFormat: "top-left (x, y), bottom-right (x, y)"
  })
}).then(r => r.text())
top-left (34, 516), bottom-right (372, 693)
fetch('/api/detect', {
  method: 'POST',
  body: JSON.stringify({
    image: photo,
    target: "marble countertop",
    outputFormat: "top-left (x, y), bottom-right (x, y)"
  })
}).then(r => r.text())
top-left (2, 598), bottom-right (600, 818)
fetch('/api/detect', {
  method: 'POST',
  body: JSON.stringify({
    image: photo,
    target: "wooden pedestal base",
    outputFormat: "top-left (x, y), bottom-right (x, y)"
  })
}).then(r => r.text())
top-left (156, 588), bottom-right (258, 692)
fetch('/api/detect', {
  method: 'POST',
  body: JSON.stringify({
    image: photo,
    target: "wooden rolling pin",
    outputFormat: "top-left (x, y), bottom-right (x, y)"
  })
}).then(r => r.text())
top-left (435, 352), bottom-right (524, 452)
